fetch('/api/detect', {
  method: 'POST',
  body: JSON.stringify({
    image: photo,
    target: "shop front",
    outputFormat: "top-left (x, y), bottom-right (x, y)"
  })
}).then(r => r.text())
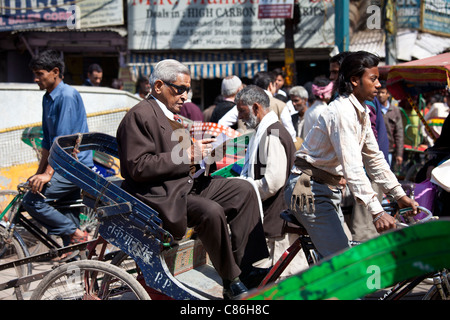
top-left (125, 0), bottom-right (336, 108)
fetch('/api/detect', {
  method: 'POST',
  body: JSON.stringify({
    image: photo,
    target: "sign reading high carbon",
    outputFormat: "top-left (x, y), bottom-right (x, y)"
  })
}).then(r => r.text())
top-left (128, 0), bottom-right (335, 50)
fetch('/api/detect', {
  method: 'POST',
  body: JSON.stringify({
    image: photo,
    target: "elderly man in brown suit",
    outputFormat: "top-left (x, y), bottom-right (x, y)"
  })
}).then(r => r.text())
top-left (116, 59), bottom-right (268, 299)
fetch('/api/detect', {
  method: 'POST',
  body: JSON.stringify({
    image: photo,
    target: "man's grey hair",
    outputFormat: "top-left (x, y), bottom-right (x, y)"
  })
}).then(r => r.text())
top-left (289, 86), bottom-right (309, 99)
top-left (149, 59), bottom-right (191, 85)
top-left (235, 85), bottom-right (270, 109)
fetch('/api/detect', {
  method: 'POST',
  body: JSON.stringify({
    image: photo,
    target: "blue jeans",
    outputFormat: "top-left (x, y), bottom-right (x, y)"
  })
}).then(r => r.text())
top-left (284, 173), bottom-right (351, 259)
top-left (22, 172), bottom-right (81, 246)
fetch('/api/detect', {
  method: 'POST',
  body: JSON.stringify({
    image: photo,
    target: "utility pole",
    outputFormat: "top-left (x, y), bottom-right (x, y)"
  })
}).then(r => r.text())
top-left (335, 0), bottom-right (349, 52)
top-left (284, 2), bottom-right (300, 87)
top-left (383, 0), bottom-right (397, 65)
top-left (285, 16), bottom-right (296, 87)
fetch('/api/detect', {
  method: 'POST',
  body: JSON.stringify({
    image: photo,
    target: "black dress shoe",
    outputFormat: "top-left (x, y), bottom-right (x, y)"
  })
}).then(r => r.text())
top-left (223, 279), bottom-right (248, 300)
top-left (240, 267), bottom-right (271, 289)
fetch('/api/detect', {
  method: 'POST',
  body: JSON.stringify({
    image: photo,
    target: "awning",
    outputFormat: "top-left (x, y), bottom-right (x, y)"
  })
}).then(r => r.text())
top-left (349, 29), bottom-right (450, 61)
top-left (127, 52), bottom-right (268, 80)
top-left (386, 52), bottom-right (450, 143)
top-left (387, 52), bottom-right (450, 101)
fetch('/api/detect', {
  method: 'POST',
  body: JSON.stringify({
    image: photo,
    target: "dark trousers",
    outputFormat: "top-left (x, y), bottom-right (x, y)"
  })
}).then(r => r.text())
top-left (187, 177), bottom-right (268, 281)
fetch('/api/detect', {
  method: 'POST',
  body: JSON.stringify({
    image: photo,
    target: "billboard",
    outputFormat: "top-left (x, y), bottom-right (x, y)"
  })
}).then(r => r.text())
top-left (128, 0), bottom-right (335, 50)
top-left (397, 0), bottom-right (450, 36)
top-left (397, 0), bottom-right (421, 29)
top-left (422, 0), bottom-right (450, 36)
top-left (0, 0), bottom-right (124, 32)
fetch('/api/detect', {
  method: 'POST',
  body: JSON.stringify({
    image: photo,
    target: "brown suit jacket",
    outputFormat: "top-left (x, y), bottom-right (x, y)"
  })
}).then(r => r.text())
top-left (116, 97), bottom-right (194, 239)
top-left (269, 96), bottom-right (286, 120)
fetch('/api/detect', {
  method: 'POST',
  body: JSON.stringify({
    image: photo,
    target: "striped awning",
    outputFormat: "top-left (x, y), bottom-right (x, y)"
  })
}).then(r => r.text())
top-left (127, 52), bottom-right (268, 80)
top-left (387, 52), bottom-right (450, 100)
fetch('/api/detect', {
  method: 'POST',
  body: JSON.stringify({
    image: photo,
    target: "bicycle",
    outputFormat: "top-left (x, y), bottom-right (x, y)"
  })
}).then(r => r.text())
top-left (30, 132), bottom-right (450, 300)
top-left (246, 206), bottom-right (449, 300)
top-left (0, 182), bottom-right (99, 300)
top-left (262, 201), bottom-right (448, 300)
top-left (30, 259), bottom-right (150, 300)
top-left (371, 201), bottom-right (449, 300)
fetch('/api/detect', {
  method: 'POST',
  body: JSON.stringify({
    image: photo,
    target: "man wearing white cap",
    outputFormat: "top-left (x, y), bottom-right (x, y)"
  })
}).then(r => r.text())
top-left (210, 75), bottom-right (243, 127)
top-left (219, 72), bottom-right (297, 141)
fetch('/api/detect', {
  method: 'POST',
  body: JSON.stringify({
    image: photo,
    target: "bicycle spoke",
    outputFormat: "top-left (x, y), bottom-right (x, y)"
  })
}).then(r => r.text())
top-left (31, 260), bottom-right (150, 300)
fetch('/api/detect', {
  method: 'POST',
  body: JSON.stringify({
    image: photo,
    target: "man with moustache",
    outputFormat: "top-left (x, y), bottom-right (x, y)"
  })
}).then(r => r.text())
top-left (116, 59), bottom-right (269, 299)
top-left (236, 85), bottom-right (307, 282)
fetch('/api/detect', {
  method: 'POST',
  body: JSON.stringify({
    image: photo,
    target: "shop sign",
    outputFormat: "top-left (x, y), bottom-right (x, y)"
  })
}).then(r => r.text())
top-left (128, 0), bottom-right (335, 50)
top-left (397, 0), bottom-right (450, 36)
top-left (258, 0), bottom-right (294, 19)
top-left (0, 0), bottom-right (124, 32)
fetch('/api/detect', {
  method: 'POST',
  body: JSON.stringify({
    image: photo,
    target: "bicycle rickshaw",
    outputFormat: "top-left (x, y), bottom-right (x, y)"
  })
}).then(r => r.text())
top-left (0, 126), bottom-right (118, 300)
top-left (26, 130), bottom-right (449, 301)
top-left (2, 73), bottom-right (450, 299)
top-left (386, 52), bottom-right (450, 182)
top-left (0, 121), bottom-right (249, 300)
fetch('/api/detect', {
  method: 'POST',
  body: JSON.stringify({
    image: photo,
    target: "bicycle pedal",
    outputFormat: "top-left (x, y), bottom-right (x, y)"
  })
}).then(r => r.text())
top-left (52, 250), bottom-right (80, 263)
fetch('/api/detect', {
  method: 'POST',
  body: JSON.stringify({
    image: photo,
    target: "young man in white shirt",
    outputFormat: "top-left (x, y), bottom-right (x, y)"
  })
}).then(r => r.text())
top-left (285, 51), bottom-right (418, 259)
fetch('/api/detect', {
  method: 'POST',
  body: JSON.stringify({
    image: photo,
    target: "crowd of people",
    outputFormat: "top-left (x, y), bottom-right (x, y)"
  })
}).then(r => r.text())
top-left (23, 48), bottom-right (449, 299)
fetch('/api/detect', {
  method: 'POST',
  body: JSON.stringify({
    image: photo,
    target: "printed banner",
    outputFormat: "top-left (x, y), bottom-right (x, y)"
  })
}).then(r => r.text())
top-left (397, 0), bottom-right (421, 29)
top-left (128, 0), bottom-right (335, 50)
top-left (397, 0), bottom-right (450, 36)
top-left (422, 0), bottom-right (450, 36)
top-left (0, 0), bottom-right (124, 32)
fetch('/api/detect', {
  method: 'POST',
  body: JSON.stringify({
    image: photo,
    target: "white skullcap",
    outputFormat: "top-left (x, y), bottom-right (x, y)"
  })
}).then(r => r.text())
top-left (221, 75), bottom-right (242, 97)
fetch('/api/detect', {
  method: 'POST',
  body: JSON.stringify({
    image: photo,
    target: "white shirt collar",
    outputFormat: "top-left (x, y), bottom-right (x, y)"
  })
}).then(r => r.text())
top-left (151, 95), bottom-right (175, 121)
top-left (264, 89), bottom-right (273, 97)
top-left (381, 100), bottom-right (390, 114)
top-left (348, 94), bottom-right (368, 114)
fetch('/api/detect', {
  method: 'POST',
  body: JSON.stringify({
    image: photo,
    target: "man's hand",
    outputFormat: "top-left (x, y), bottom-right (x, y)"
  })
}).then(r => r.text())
top-left (190, 138), bottom-right (216, 164)
top-left (373, 195), bottom-right (419, 233)
top-left (27, 172), bottom-right (52, 194)
top-left (338, 177), bottom-right (347, 188)
top-left (397, 195), bottom-right (419, 215)
top-left (373, 211), bottom-right (396, 233)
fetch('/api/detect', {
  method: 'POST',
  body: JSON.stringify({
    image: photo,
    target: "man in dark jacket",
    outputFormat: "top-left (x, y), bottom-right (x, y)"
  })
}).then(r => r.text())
top-left (116, 59), bottom-right (268, 299)
top-left (210, 75), bottom-right (243, 125)
top-left (83, 63), bottom-right (103, 87)
top-left (377, 81), bottom-right (404, 168)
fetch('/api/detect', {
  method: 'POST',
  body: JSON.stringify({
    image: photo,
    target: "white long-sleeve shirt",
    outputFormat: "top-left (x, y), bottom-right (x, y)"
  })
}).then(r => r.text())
top-left (240, 111), bottom-right (288, 201)
top-left (219, 102), bottom-right (297, 142)
top-left (301, 100), bottom-right (328, 140)
top-left (295, 94), bottom-right (406, 215)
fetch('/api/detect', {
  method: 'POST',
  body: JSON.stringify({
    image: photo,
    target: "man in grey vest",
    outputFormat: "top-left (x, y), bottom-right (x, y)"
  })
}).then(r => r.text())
top-left (236, 85), bottom-right (308, 285)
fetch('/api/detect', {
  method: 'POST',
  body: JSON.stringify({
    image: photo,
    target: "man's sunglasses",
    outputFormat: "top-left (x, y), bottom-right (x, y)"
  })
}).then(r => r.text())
top-left (162, 80), bottom-right (190, 95)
